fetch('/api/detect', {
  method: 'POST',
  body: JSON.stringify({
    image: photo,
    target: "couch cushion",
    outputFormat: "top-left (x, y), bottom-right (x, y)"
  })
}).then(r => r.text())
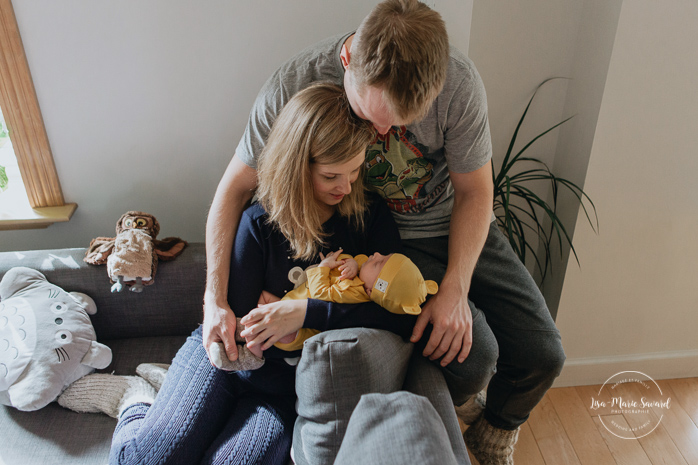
top-left (0, 244), bottom-right (205, 340)
top-left (292, 328), bottom-right (413, 465)
top-left (334, 392), bottom-right (459, 465)
top-left (402, 352), bottom-right (471, 463)
top-left (0, 335), bottom-right (187, 465)
top-left (1, 402), bottom-right (114, 465)
top-left (100, 335), bottom-right (187, 374)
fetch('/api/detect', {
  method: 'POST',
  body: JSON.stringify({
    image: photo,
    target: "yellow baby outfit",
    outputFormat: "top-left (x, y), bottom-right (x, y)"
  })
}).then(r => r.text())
top-left (275, 253), bottom-right (437, 351)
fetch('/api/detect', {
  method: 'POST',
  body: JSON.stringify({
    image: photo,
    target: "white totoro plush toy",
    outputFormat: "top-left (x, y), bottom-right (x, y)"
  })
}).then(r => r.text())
top-left (0, 267), bottom-right (112, 411)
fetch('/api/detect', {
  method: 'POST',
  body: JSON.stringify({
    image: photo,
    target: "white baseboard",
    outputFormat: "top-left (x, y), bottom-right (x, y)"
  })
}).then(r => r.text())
top-left (553, 349), bottom-right (698, 387)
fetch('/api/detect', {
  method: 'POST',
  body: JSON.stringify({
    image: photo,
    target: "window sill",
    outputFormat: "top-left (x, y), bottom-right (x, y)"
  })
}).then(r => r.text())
top-left (0, 203), bottom-right (77, 230)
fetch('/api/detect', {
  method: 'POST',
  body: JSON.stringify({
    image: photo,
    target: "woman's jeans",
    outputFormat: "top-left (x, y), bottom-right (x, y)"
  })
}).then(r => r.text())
top-left (403, 221), bottom-right (566, 430)
top-left (109, 326), bottom-right (296, 465)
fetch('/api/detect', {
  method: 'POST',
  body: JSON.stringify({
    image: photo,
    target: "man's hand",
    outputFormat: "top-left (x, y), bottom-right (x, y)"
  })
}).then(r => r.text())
top-left (240, 299), bottom-right (308, 351)
top-left (411, 164), bottom-right (491, 367)
top-left (410, 283), bottom-right (472, 367)
top-left (202, 295), bottom-right (239, 364)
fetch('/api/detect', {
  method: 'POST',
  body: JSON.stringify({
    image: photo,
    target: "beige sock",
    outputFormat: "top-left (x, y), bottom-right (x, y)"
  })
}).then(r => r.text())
top-left (207, 317), bottom-right (266, 371)
top-left (209, 342), bottom-right (265, 371)
top-left (464, 414), bottom-right (520, 465)
top-left (136, 363), bottom-right (170, 391)
top-left (455, 389), bottom-right (487, 426)
top-left (57, 373), bottom-right (156, 419)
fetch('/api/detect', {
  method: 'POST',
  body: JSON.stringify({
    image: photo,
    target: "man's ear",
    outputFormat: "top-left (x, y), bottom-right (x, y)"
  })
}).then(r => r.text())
top-left (340, 43), bottom-right (351, 69)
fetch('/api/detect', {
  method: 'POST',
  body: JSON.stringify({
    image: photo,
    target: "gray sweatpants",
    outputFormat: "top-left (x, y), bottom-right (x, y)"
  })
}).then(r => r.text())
top-left (403, 221), bottom-right (566, 430)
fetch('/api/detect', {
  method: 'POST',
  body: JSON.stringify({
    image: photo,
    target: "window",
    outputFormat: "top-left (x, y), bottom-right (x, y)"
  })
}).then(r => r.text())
top-left (0, 0), bottom-right (75, 230)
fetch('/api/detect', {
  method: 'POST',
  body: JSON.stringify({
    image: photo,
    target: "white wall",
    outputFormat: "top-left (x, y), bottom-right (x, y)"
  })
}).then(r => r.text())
top-left (469, 0), bottom-right (581, 174)
top-left (545, 0), bottom-right (624, 315)
top-left (555, 0), bottom-right (698, 386)
top-left (1, 0), bottom-right (472, 252)
top-left (468, 0), bottom-right (621, 318)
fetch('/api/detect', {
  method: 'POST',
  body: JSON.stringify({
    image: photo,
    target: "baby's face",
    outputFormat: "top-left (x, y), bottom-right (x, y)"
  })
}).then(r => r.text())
top-left (360, 252), bottom-right (392, 295)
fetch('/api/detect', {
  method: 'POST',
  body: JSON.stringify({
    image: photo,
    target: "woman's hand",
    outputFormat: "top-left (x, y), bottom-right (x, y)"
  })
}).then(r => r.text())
top-left (240, 299), bottom-right (308, 351)
top-left (202, 294), bottom-right (239, 364)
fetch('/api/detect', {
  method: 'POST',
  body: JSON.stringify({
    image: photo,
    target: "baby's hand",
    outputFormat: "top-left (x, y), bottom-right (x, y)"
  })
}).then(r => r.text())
top-left (338, 258), bottom-right (358, 280)
top-left (245, 338), bottom-right (264, 359)
top-left (318, 249), bottom-right (346, 269)
top-left (258, 290), bottom-right (281, 306)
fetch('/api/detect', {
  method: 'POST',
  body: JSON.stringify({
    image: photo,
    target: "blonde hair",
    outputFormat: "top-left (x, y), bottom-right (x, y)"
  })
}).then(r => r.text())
top-left (257, 82), bottom-right (375, 261)
top-left (350, 0), bottom-right (449, 121)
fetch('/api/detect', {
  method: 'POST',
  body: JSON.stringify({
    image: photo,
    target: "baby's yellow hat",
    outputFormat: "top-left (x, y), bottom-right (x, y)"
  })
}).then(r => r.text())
top-left (369, 253), bottom-right (438, 315)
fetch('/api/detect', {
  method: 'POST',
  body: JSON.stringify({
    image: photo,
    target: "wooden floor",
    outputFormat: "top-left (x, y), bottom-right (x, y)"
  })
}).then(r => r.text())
top-left (462, 377), bottom-right (698, 465)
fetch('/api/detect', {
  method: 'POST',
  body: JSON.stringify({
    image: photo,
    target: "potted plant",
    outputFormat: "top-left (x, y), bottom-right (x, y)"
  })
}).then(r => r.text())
top-left (493, 78), bottom-right (598, 284)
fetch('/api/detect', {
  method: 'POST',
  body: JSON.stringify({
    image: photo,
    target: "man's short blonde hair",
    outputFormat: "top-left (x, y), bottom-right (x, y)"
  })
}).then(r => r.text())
top-left (350, 0), bottom-right (449, 122)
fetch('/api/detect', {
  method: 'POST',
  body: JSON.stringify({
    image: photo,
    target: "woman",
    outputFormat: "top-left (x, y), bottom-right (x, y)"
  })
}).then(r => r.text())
top-left (61, 82), bottom-right (416, 465)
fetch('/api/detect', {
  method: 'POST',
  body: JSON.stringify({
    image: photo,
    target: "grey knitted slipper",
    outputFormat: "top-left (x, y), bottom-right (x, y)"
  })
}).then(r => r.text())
top-left (455, 389), bottom-right (487, 426)
top-left (464, 414), bottom-right (520, 465)
top-left (136, 363), bottom-right (171, 391)
top-left (209, 342), bottom-right (265, 371)
top-left (58, 374), bottom-right (156, 418)
top-left (208, 317), bottom-right (265, 371)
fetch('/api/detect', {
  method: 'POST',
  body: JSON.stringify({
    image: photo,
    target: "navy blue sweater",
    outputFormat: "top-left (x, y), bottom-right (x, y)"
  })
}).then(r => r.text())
top-left (226, 195), bottom-right (417, 393)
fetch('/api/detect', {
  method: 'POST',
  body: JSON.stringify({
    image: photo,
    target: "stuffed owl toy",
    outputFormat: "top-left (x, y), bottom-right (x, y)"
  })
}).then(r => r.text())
top-left (0, 267), bottom-right (112, 411)
top-left (85, 211), bottom-right (188, 293)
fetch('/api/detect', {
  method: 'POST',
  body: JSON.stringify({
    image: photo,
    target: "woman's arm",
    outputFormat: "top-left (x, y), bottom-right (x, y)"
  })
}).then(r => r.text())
top-left (226, 210), bottom-right (269, 317)
top-left (302, 196), bottom-right (409, 332)
top-left (242, 296), bottom-right (417, 353)
top-left (243, 197), bottom-right (416, 351)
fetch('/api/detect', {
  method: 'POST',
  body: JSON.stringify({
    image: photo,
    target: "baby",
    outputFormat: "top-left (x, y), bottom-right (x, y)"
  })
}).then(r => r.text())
top-left (210, 249), bottom-right (437, 370)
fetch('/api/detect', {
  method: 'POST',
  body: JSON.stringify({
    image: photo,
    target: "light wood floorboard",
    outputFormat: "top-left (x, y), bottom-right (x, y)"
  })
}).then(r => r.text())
top-left (460, 377), bottom-right (698, 464)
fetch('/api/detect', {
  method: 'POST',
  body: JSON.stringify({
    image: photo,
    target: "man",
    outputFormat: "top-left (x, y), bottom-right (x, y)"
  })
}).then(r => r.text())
top-left (204, 1), bottom-right (565, 463)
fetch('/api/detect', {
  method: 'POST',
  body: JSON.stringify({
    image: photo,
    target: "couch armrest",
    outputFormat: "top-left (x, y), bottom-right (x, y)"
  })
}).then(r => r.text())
top-left (0, 243), bottom-right (205, 339)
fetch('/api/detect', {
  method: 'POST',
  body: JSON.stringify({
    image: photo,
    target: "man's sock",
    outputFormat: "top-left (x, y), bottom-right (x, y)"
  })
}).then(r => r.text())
top-left (455, 389), bottom-right (487, 426)
top-left (464, 414), bottom-right (520, 465)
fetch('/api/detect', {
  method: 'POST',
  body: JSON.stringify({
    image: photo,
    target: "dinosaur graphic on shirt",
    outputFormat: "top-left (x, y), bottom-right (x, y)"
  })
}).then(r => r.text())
top-left (364, 126), bottom-right (445, 214)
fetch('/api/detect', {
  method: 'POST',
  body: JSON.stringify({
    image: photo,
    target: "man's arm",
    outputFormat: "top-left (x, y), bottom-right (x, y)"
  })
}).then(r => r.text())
top-left (410, 161), bottom-right (493, 366)
top-left (203, 154), bottom-right (257, 361)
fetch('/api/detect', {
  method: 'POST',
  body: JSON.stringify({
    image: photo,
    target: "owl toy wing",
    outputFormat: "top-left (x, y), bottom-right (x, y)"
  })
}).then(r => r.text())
top-left (84, 237), bottom-right (116, 265)
top-left (153, 237), bottom-right (188, 261)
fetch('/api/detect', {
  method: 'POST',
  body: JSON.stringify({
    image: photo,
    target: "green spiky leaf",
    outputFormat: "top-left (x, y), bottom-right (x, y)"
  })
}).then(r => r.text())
top-left (493, 78), bottom-right (598, 286)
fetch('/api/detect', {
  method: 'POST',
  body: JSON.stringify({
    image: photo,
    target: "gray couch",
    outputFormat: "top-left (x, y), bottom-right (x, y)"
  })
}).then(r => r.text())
top-left (0, 244), bottom-right (469, 465)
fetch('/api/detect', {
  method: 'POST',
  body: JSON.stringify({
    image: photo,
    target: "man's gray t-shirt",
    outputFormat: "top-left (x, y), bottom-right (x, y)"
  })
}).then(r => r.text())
top-left (236, 33), bottom-right (492, 239)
